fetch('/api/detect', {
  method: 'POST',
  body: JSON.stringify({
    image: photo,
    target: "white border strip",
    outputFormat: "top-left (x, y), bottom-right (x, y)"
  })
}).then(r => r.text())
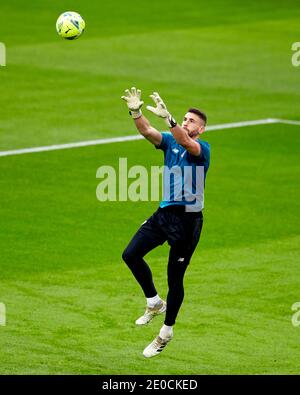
top-left (206, 117), bottom-right (279, 131)
top-left (276, 119), bottom-right (300, 126)
top-left (0, 135), bottom-right (144, 158)
top-left (0, 118), bottom-right (298, 158)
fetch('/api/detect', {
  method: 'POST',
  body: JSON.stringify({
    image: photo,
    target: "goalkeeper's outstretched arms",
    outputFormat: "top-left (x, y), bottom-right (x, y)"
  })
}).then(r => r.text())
top-left (121, 87), bottom-right (162, 147)
top-left (147, 92), bottom-right (202, 157)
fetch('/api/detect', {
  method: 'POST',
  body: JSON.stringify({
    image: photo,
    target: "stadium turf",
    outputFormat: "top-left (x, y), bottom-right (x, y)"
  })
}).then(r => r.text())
top-left (0, 0), bottom-right (299, 374)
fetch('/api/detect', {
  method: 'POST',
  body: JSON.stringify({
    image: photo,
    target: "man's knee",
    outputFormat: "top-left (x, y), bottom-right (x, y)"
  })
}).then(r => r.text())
top-left (122, 247), bottom-right (130, 264)
top-left (167, 261), bottom-right (189, 290)
top-left (168, 276), bottom-right (185, 292)
top-left (122, 245), bottom-right (136, 266)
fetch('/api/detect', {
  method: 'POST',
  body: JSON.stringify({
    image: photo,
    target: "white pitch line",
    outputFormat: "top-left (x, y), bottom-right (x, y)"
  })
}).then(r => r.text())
top-left (0, 135), bottom-right (144, 158)
top-left (276, 119), bottom-right (300, 126)
top-left (205, 117), bottom-right (278, 131)
top-left (0, 118), bottom-right (297, 158)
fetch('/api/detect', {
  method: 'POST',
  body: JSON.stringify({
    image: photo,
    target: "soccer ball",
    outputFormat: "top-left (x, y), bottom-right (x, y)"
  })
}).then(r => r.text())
top-left (56, 11), bottom-right (85, 40)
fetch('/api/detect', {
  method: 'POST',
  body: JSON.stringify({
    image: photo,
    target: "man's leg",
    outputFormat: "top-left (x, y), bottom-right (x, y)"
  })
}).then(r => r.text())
top-left (164, 247), bottom-right (191, 326)
top-left (143, 212), bottom-right (203, 358)
top-left (165, 214), bottom-right (203, 326)
top-left (142, 247), bottom-right (190, 358)
top-left (122, 229), bottom-right (161, 298)
top-left (122, 211), bottom-right (167, 325)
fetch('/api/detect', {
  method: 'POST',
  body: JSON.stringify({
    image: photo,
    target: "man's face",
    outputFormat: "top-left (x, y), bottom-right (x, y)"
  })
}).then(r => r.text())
top-left (182, 112), bottom-right (205, 138)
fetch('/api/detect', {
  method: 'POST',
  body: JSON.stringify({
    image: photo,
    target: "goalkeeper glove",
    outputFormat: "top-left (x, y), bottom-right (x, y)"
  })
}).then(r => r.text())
top-left (121, 87), bottom-right (144, 119)
top-left (146, 92), bottom-right (177, 128)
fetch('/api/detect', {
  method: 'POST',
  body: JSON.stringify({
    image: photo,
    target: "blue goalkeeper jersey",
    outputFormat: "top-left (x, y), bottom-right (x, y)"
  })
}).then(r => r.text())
top-left (155, 132), bottom-right (210, 212)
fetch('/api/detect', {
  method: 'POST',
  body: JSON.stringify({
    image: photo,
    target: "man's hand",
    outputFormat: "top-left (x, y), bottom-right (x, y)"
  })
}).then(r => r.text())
top-left (121, 87), bottom-right (144, 119)
top-left (146, 92), bottom-right (177, 128)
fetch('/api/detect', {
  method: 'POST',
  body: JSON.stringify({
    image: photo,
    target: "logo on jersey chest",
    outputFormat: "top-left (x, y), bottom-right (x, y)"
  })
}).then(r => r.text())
top-left (172, 148), bottom-right (187, 158)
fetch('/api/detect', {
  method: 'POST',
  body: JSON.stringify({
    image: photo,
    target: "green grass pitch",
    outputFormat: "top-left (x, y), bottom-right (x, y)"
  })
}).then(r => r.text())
top-left (0, 0), bottom-right (300, 374)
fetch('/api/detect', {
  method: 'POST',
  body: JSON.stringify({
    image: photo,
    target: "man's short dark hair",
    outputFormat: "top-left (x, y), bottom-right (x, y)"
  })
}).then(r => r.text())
top-left (188, 108), bottom-right (207, 126)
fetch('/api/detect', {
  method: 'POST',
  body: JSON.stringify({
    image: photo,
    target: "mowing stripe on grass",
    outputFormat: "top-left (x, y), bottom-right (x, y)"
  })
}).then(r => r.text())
top-left (0, 118), bottom-right (298, 158)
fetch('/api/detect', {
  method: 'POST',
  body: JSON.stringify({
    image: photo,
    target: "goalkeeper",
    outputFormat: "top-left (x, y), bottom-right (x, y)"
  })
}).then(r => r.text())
top-left (121, 87), bottom-right (210, 358)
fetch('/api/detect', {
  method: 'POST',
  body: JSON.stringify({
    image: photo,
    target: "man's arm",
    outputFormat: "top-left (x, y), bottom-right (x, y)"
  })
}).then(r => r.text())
top-left (169, 125), bottom-right (200, 156)
top-left (134, 116), bottom-right (162, 146)
top-left (121, 87), bottom-right (162, 146)
top-left (146, 92), bottom-right (201, 156)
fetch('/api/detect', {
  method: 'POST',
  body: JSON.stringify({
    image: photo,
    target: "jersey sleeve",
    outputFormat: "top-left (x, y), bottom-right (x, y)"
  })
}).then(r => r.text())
top-left (155, 132), bottom-right (173, 151)
top-left (199, 141), bottom-right (210, 162)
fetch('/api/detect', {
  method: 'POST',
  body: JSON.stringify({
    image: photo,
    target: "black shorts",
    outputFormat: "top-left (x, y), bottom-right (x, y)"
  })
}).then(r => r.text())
top-left (139, 205), bottom-right (203, 260)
